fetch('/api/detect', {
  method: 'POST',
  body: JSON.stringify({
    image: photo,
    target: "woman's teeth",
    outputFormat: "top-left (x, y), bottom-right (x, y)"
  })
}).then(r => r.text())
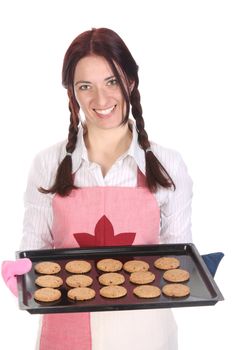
top-left (95, 106), bottom-right (115, 115)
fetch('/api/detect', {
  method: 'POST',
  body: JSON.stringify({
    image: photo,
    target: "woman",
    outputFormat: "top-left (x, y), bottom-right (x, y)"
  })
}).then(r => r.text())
top-left (2, 28), bottom-right (193, 349)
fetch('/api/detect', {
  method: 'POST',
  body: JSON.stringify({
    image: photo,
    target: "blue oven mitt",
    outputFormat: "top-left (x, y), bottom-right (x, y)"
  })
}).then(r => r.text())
top-left (201, 252), bottom-right (224, 277)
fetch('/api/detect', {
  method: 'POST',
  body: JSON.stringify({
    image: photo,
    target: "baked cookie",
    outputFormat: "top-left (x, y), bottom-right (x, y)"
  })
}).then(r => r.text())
top-left (67, 287), bottom-right (96, 301)
top-left (34, 261), bottom-right (61, 275)
top-left (35, 275), bottom-right (63, 288)
top-left (66, 275), bottom-right (93, 288)
top-left (154, 257), bottom-right (180, 270)
top-left (98, 273), bottom-right (125, 286)
top-left (123, 260), bottom-right (149, 273)
top-left (133, 285), bottom-right (161, 298)
top-left (162, 283), bottom-right (190, 297)
top-left (100, 285), bottom-right (127, 298)
top-left (65, 260), bottom-right (91, 274)
top-left (129, 271), bottom-right (155, 285)
top-left (163, 269), bottom-right (190, 283)
top-left (34, 287), bottom-right (61, 302)
top-left (97, 258), bottom-right (123, 272)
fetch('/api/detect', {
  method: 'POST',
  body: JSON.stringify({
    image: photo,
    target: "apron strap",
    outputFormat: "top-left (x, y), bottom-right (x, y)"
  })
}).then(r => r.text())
top-left (137, 168), bottom-right (147, 188)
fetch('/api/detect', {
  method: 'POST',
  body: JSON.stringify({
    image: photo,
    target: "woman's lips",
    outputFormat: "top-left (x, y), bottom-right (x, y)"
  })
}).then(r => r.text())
top-left (94, 105), bottom-right (116, 117)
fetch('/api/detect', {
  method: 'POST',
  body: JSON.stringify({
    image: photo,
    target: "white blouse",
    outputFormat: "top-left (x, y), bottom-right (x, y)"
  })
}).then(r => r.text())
top-left (20, 120), bottom-right (193, 251)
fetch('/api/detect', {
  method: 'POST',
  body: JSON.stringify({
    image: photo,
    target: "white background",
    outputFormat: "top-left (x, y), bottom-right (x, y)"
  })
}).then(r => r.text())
top-left (0, 0), bottom-right (232, 349)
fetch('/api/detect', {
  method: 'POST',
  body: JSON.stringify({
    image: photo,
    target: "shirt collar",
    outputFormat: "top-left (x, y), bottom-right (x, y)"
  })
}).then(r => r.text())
top-left (71, 120), bottom-right (146, 175)
top-left (127, 120), bottom-right (146, 174)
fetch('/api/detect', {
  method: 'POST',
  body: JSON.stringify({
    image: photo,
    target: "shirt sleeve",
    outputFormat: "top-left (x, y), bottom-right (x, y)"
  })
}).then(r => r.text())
top-left (20, 150), bottom-right (57, 251)
top-left (158, 152), bottom-right (193, 244)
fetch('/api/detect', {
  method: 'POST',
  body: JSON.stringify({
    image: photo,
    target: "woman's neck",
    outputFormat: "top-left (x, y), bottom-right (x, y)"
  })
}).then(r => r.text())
top-left (84, 123), bottom-right (132, 157)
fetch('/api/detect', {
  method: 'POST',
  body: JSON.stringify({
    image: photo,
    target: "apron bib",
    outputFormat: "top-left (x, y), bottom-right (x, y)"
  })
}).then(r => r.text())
top-left (39, 170), bottom-right (160, 350)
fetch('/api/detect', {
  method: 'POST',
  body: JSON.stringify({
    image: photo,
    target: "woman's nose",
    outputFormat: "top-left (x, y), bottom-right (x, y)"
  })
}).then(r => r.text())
top-left (93, 88), bottom-right (109, 107)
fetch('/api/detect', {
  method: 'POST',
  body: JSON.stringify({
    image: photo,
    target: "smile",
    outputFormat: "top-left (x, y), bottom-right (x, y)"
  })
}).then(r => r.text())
top-left (94, 105), bottom-right (116, 115)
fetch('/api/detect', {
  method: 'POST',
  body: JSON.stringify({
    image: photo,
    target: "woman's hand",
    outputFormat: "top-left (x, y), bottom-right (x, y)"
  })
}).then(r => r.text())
top-left (1, 258), bottom-right (32, 296)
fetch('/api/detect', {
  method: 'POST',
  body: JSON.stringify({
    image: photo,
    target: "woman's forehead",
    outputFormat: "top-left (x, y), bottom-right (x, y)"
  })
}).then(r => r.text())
top-left (74, 55), bottom-right (114, 80)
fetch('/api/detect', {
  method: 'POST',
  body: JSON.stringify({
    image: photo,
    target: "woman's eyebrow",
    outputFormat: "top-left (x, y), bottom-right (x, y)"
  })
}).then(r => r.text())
top-left (75, 76), bottom-right (116, 86)
top-left (74, 80), bottom-right (91, 86)
top-left (105, 75), bottom-right (116, 81)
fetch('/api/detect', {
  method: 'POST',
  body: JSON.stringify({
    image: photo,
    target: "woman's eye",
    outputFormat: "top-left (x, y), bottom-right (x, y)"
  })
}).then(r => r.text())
top-left (107, 79), bottom-right (118, 86)
top-left (79, 84), bottom-right (91, 91)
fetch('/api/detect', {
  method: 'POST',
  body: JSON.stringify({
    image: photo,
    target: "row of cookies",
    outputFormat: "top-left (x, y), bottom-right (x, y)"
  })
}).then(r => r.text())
top-left (34, 283), bottom-right (190, 302)
top-left (33, 256), bottom-right (185, 275)
top-left (153, 257), bottom-right (190, 297)
top-left (34, 261), bottom-right (63, 302)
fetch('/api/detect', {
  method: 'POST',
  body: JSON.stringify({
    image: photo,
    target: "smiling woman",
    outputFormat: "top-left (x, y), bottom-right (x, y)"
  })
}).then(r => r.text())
top-left (2, 27), bottom-right (193, 350)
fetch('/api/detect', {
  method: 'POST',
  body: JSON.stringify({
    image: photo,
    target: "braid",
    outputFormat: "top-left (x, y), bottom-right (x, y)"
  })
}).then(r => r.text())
top-left (131, 88), bottom-right (150, 150)
top-left (39, 90), bottom-right (79, 196)
top-left (130, 87), bottom-right (175, 192)
top-left (66, 94), bottom-right (79, 153)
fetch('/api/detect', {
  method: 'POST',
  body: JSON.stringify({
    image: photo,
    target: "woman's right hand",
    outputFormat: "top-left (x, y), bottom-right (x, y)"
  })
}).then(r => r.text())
top-left (1, 258), bottom-right (32, 296)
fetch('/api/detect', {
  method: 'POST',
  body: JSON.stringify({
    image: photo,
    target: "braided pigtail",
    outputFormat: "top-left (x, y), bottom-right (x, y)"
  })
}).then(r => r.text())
top-left (39, 88), bottom-right (79, 196)
top-left (130, 87), bottom-right (175, 192)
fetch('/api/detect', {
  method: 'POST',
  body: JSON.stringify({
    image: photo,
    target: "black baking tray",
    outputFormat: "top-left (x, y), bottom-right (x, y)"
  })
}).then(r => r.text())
top-left (16, 243), bottom-right (224, 314)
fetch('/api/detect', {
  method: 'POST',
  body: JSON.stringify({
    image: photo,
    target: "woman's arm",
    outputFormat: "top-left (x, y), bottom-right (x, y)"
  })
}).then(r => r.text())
top-left (20, 142), bottom-right (65, 250)
top-left (20, 151), bottom-right (54, 250)
top-left (158, 151), bottom-right (193, 244)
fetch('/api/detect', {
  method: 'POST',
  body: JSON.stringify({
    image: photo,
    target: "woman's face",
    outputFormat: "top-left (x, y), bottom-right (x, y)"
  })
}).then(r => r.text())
top-left (73, 55), bottom-right (126, 131)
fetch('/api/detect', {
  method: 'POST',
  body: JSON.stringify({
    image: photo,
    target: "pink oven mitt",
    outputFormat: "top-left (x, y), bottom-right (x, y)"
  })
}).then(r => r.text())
top-left (1, 258), bottom-right (32, 296)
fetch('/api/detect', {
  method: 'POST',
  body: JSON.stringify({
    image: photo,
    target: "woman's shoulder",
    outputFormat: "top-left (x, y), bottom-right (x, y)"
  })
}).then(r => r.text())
top-left (30, 140), bottom-right (67, 181)
top-left (150, 141), bottom-right (184, 172)
top-left (34, 140), bottom-right (67, 165)
top-left (149, 141), bottom-right (193, 201)
top-left (27, 140), bottom-right (68, 188)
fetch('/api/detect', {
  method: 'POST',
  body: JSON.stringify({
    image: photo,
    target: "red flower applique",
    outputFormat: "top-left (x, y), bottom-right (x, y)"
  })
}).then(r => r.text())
top-left (73, 215), bottom-right (136, 247)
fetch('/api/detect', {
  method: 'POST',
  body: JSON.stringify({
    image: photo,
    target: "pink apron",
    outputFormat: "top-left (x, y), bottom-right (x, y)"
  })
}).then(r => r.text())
top-left (39, 169), bottom-right (160, 350)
